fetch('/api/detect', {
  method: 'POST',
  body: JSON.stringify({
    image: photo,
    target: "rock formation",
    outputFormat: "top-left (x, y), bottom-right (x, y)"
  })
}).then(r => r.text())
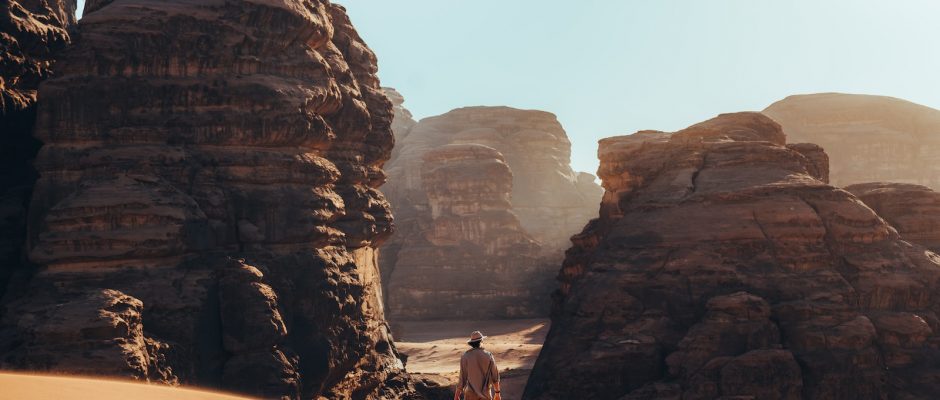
top-left (379, 104), bottom-right (602, 320)
top-left (0, 2), bottom-right (439, 399)
top-left (0, 0), bottom-right (75, 301)
top-left (524, 113), bottom-right (940, 400)
top-left (764, 92), bottom-right (940, 188)
top-left (386, 144), bottom-right (552, 319)
top-left (383, 87), bottom-right (417, 162)
top-left (847, 182), bottom-right (940, 252)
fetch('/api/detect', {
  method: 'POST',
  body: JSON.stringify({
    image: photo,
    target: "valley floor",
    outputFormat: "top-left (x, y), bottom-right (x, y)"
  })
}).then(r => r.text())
top-left (394, 318), bottom-right (550, 400)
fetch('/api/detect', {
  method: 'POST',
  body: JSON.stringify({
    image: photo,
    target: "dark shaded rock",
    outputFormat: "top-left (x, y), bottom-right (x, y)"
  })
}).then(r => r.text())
top-left (0, 288), bottom-right (174, 381)
top-left (0, 1), bottom-right (431, 399)
top-left (0, 0), bottom-right (75, 301)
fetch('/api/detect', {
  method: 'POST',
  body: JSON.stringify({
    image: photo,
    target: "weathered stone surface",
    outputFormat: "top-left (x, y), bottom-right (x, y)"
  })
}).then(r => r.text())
top-left (386, 144), bottom-right (552, 319)
top-left (524, 113), bottom-right (940, 400)
top-left (847, 182), bottom-right (940, 252)
top-left (1, 288), bottom-right (173, 381)
top-left (383, 87), bottom-right (417, 162)
top-left (0, 0), bottom-right (75, 301)
top-left (764, 92), bottom-right (940, 188)
top-left (380, 104), bottom-right (602, 320)
top-left (0, 2), bottom-right (439, 399)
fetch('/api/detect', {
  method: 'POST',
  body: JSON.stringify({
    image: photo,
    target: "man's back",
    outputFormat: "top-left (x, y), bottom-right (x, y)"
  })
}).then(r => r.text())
top-left (458, 348), bottom-right (499, 399)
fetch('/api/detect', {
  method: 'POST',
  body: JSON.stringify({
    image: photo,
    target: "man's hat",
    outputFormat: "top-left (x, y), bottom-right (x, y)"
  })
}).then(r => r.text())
top-left (467, 330), bottom-right (486, 343)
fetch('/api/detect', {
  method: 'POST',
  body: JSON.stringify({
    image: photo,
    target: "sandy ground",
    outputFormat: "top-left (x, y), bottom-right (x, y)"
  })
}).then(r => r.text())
top-left (0, 372), bottom-right (254, 400)
top-left (395, 318), bottom-right (550, 400)
top-left (0, 319), bottom-right (549, 400)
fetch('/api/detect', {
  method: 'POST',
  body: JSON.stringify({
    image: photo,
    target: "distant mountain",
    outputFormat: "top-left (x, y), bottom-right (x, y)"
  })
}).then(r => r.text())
top-left (763, 93), bottom-right (940, 188)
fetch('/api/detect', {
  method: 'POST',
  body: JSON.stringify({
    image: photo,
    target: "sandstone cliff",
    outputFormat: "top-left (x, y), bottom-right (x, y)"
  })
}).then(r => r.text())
top-left (386, 144), bottom-right (553, 320)
top-left (379, 104), bottom-right (602, 320)
top-left (383, 87), bottom-right (417, 163)
top-left (525, 113), bottom-right (940, 400)
top-left (0, 0), bottom-right (75, 301)
top-left (847, 182), bottom-right (940, 252)
top-left (764, 92), bottom-right (940, 188)
top-left (0, 2), bottom-right (437, 399)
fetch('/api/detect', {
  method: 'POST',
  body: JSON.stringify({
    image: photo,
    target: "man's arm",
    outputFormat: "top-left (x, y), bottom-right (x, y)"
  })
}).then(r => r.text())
top-left (455, 356), bottom-right (465, 400)
top-left (490, 355), bottom-right (501, 400)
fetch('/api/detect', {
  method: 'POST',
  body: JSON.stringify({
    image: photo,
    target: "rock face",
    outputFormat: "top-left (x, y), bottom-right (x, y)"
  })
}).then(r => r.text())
top-left (383, 87), bottom-right (417, 162)
top-left (763, 92), bottom-right (940, 188)
top-left (847, 182), bottom-right (940, 252)
top-left (0, 0), bottom-right (75, 301)
top-left (524, 113), bottom-right (940, 400)
top-left (380, 104), bottom-right (602, 320)
top-left (386, 144), bottom-right (551, 319)
top-left (0, 2), bottom-right (437, 399)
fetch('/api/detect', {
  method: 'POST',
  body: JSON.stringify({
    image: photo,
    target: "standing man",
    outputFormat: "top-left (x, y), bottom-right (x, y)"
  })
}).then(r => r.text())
top-left (455, 331), bottom-right (501, 400)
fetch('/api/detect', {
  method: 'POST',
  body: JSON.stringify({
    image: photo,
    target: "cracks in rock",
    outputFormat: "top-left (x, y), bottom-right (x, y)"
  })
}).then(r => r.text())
top-left (752, 211), bottom-right (779, 262)
top-left (648, 247), bottom-right (678, 280)
top-left (684, 150), bottom-right (709, 201)
top-left (797, 194), bottom-right (862, 308)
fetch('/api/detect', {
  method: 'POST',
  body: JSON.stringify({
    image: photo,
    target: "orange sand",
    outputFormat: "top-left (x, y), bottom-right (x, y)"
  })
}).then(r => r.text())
top-left (0, 373), bottom-right (254, 400)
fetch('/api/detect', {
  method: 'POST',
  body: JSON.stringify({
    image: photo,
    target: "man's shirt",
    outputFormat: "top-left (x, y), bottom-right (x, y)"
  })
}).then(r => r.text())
top-left (458, 347), bottom-right (500, 399)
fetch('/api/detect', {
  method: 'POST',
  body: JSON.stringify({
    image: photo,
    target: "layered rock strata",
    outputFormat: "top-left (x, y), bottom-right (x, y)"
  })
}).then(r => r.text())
top-left (847, 182), bottom-right (940, 252)
top-left (383, 87), bottom-right (417, 162)
top-left (764, 93), bottom-right (940, 188)
top-left (386, 144), bottom-right (552, 319)
top-left (524, 113), bottom-right (940, 400)
top-left (0, 0), bottom-right (75, 300)
top-left (0, 2), bottom-right (437, 399)
top-left (380, 105), bottom-right (602, 320)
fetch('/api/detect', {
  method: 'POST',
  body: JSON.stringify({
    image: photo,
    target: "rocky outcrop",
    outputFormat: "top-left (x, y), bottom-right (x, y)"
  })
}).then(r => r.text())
top-left (380, 105), bottom-right (602, 320)
top-left (0, 0), bottom-right (75, 301)
top-left (847, 182), bottom-right (940, 252)
top-left (524, 113), bottom-right (940, 400)
top-left (386, 144), bottom-right (552, 319)
top-left (0, 2), bottom-right (439, 399)
top-left (383, 87), bottom-right (417, 162)
top-left (764, 93), bottom-right (940, 188)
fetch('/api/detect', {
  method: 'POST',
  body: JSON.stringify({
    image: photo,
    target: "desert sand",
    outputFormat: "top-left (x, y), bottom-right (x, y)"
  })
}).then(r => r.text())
top-left (394, 318), bottom-right (549, 400)
top-left (0, 373), bottom-right (254, 400)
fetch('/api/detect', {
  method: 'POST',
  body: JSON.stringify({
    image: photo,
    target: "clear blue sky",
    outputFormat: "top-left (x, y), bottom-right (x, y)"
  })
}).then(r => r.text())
top-left (77, 1), bottom-right (940, 175)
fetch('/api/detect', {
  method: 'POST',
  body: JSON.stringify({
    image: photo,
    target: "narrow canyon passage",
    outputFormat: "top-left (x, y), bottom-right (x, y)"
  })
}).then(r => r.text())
top-left (394, 319), bottom-right (550, 400)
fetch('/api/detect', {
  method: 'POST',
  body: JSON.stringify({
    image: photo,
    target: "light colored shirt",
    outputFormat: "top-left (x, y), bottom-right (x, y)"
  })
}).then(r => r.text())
top-left (458, 348), bottom-right (499, 399)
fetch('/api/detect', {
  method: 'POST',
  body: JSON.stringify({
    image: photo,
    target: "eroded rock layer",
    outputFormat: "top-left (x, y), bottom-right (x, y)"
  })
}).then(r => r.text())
top-left (383, 87), bottom-right (417, 163)
top-left (386, 144), bottom-right (552, 320)
top-left (380, 105), bottom-right (602, 320)
top-left (0, 2), bottom-right (435, 399)
top-left (0, 0), bottom-right (75, 300)
top-left (764, 92), bottom-right (940, 188)
top-left (524, 113), bottom-right (940, 400)
top-left (847, 182), bottom-right (940, 252)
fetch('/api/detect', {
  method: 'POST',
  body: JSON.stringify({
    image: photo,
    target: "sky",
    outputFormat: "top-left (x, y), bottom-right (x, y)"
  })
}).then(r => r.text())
top-left (76, 1), bottom-right (940, 175)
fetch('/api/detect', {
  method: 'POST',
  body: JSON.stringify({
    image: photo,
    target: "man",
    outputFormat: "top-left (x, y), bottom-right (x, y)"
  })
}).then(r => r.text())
top-left (455, 331), bottom-right (501, 400)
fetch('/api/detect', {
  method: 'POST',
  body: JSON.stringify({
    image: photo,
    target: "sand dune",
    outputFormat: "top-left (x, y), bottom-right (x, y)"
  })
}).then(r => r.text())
top-left (0, 373), bottom-right (254, 400)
